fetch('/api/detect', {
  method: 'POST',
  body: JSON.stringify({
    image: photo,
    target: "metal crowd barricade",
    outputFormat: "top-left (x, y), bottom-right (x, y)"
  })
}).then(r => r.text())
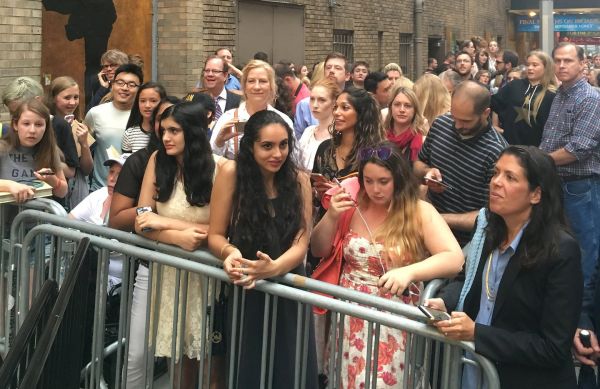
top-left (0, 199), bottom-right (69, 356)
top-left (8, 206), bottom-right (501, 389)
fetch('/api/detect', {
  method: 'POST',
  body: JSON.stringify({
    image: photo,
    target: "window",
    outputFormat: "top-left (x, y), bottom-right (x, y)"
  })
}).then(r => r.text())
top-left (333, 29), bottom-right (354, 63)
top-left (399, 33), bottom-right (413, 79)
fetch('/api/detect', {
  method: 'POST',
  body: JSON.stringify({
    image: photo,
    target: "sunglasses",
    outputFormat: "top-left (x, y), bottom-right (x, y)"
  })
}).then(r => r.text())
top-left (359, 146), bottom-right (392, 161)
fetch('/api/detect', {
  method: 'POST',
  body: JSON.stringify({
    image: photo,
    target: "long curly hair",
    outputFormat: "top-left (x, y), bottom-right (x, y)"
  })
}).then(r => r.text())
top-left (330, 87), bottom-right (385, 172)
top-left (154, 102), bottom-right (215, 206)
top-left (231, 110), bottom-right (304, 252)
top-left (357, 142), bottom-right (425, 267)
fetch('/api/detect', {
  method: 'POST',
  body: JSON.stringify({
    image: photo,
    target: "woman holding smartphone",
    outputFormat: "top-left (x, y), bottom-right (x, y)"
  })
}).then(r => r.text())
top-left (311, 87), bottom-right (385, 198)
top-left (427, 146), bottom-right (582, 388)
top-left (208, 110), bottom-right (318, 388)
top-left (135, 101), bottom-right (222, 388)
top-left (0, 99), bottom-right (68, 201)
top-left (210, 60), bottom-right (294, 158)
top-left (311, 142), bottom-right (462, 388)
top-left (46, 76), bottom-right (94, 208)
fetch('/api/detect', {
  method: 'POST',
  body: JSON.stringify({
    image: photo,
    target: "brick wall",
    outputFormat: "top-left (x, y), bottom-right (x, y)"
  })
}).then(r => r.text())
top-left (153, 0), bottom-right (509, 95)
top-left (156, 0), bottom-right (205, 96)
top-left (0, 0), bottom-right (43, 120)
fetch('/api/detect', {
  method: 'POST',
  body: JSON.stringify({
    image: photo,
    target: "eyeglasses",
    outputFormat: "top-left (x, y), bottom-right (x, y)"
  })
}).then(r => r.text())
top-left (203, 69), bottom-right (225, 75)
top-left (359, 146), bottom-right (392, 161)
top-left (101, 63), bottom-right (118, 70)
top-left (113, 79), bottom-right (140, 89)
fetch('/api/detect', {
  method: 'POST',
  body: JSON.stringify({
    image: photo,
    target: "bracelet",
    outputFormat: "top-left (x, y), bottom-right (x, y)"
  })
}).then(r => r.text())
top-left (220, 243), bottom-right (235, 258)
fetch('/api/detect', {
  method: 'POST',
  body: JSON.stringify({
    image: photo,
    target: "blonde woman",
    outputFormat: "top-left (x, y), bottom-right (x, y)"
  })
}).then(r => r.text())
top-left (491, 50), bottom-right (557, 146)
top-left (384, 86), bottom-right (428, 162)
top-left (209, 60), bottom-right (293, 158)
top-left (413, 73), bottom-right (451, 129)
top-left (311, 142), bottom-right (463, 388)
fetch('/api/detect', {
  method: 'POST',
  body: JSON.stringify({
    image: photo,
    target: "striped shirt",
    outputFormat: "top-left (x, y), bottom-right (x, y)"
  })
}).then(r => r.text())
top-left (540, 77), bottom-right (600, 177)
top-left (121, 126), bottom-right (151, 153)
top-left (418, 113), bottom-right (507, 244)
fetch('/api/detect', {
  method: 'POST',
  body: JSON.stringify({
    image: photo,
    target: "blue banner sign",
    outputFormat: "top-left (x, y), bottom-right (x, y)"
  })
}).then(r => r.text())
top-left (516, 14), bottom-right (600, 32)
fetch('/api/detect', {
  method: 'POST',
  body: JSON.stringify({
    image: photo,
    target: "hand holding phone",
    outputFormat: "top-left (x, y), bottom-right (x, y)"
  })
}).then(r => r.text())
top-left (136, 206), bottom-right (154, 232)
top-left (424, 177), bottom-right (453, 190)
top-left (418, 305), bottom-right (451, 322)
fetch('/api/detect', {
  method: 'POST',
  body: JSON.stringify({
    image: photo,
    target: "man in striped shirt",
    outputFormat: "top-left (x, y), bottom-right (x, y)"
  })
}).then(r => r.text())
top-left (415, 81), bottom-right (507, 245)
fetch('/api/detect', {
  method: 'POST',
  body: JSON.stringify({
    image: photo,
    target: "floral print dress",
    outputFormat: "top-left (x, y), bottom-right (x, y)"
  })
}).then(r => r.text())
top-left (336, 230), bottom-right (420, 389)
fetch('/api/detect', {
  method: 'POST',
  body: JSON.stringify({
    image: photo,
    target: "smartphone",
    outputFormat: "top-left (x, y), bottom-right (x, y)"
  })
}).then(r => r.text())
top-left (64, 114), bottom-right (75, 124)
top-left (418, 305), bottom-right (451, 321)
top-left (101, 73), bottom-right (109, 83)
top-left (310, 173), bottom-right (329, 185)
top-left (424, 177), bottom-right (453, 190)
top-left (136, 206), bottom-right (153, 232)
top-left (37, 169), bottom-right (55, 176)
top-left (233, 120), bottom-right (247, 134)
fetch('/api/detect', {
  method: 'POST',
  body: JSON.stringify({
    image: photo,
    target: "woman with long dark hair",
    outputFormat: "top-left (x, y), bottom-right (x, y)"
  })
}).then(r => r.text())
top-left (135, 101), bottom-right (222, 388)
top-left (208, 110), bottom-right (318, 388)
top-left (312, 87), bottom-right (385, 196)
top-left (121, 81), bottom-right (167, 153)
top-left (427, 146), bottom-right (582, 388)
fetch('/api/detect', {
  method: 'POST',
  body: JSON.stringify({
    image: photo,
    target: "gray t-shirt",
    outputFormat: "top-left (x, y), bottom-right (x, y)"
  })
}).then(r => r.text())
top-left (0, 146), bottom-right (36, 183)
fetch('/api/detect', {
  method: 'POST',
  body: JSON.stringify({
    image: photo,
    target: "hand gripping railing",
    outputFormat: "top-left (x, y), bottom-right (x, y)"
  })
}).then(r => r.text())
top-left (12, 220), bottom-right (500, 389)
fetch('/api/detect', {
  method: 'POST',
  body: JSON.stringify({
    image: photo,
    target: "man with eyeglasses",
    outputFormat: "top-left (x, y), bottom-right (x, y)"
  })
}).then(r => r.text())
top-left (455, 53), bottom-right (474, 82)
top-left (193, 56), bottom-right (241, 126)
top-left (88, 49), bottom-right (129, 112)
top-left (85, 64), bottom-right (143, 191)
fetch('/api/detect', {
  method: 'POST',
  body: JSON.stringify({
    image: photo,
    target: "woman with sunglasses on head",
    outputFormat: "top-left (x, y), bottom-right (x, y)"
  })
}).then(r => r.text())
top-left (491, 51), bottom-right (557, 146)
top-left (208, 110), bottom-right (318, 388)
top-left (426, 146), bottom-right (582, 388)
top-left (312, 87), bottom-right (385, 199)
top-left (311, 142), bottom-right (463, 388)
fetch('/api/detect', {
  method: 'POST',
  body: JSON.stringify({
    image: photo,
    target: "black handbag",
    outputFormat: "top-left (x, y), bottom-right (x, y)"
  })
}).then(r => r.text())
top-left (208, 281), bottom-right (227, 356)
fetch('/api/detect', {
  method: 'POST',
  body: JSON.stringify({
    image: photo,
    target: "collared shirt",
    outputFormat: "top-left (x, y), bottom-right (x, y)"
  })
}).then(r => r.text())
top-left (540, 77), bottom-right (600, 177)
top-left (463, 224), bottom-right (527, 389)
top-left (216, 87), bottom-right (227, 113)
top-left (225, 74), bottom-right (241, 91)
top-left (293, 97), bottom-right (318, 139)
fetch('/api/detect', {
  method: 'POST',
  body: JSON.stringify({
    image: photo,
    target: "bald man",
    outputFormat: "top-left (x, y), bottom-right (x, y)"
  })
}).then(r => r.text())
top-left (414, 81), bottom-right (508, 245)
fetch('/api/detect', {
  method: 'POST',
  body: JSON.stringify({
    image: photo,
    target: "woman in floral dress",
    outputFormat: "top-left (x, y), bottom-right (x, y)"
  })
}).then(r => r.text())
top-left (311, 142), bottom-right (463, 388)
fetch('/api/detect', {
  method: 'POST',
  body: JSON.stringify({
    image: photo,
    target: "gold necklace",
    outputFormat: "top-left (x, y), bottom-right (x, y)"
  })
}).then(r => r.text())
top-left (484, 253), bottom-right (496, 301)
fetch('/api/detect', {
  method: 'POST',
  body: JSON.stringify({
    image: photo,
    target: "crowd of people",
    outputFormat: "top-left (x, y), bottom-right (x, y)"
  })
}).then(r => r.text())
top-left (0, 36), bottom-right (599, 389)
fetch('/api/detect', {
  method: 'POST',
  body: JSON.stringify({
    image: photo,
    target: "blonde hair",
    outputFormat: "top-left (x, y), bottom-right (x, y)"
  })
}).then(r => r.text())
top-left (311, 62), bottom-right (325, 85)
top-left (46, 76), bottom-right (81, 120)
top-left (2, 77), bottom-right (43, 107)
top-left (527, 50), bottom-right (558, 123)
top-left (384, 86), bottom-right (427, 136)
top-left (394, 77), bottom-right (414, 89)
top-left (413, 74), bottom-right (451, 125)
top-left (100, 49), bottom-right (128, 66)
top-left (383, 63), bottom-right (403, 77)
top-left (241, 60), bottom-right (277, 103)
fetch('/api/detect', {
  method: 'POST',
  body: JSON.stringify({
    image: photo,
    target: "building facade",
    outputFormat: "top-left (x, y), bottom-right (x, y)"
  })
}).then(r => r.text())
top-left (1, 0), bottom-right (510, 116)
